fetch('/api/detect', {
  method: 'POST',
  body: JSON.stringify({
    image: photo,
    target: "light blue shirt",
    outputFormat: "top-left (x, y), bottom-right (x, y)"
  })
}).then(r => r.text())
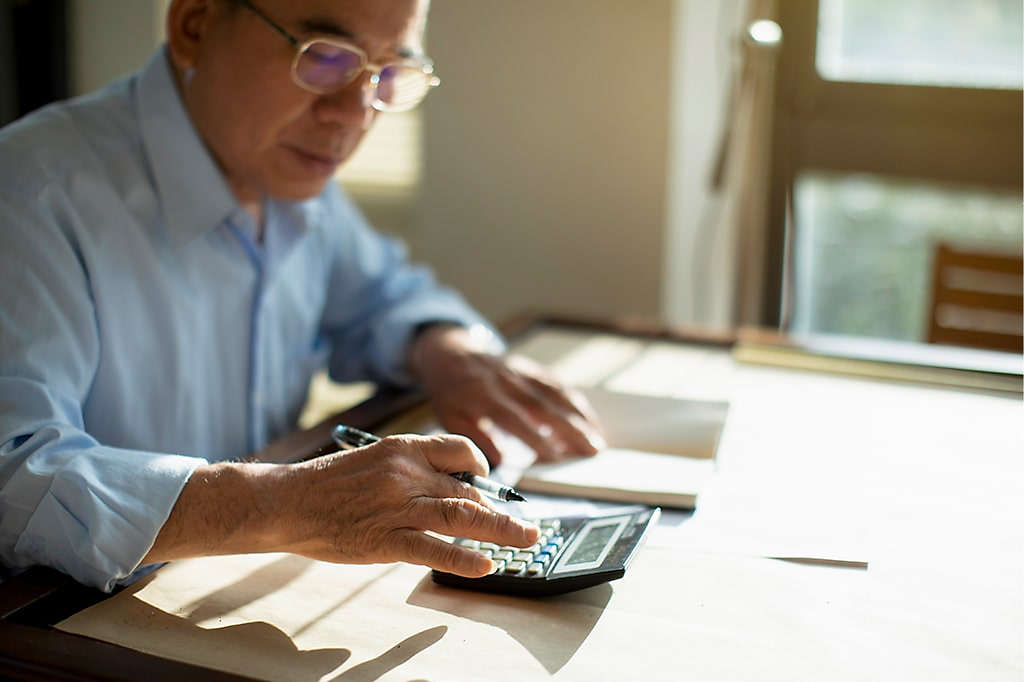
top-left (0, 49), bottom-right (497, 591)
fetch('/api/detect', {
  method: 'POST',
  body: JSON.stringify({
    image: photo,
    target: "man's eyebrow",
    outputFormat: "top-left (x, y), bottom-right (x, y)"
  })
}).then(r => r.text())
top-left (297, 17), bottom-right (421, 59)
top-left (297, 17), bottom-right (356, 41)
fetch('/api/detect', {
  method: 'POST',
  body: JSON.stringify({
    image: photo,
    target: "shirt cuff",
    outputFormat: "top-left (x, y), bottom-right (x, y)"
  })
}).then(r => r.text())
top-left (11, 448), bottom-right (204, 592)
top-left (373, 312), bottom-right (506, 387)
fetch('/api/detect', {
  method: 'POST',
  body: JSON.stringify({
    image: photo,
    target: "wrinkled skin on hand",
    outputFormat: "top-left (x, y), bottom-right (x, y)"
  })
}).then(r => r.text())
top-left (410, 325), bottom-right (607, 467)
top-left (280, 434), bottom-right (540, 577)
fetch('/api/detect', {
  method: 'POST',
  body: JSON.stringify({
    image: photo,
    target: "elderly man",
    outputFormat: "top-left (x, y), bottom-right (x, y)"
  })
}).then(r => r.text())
top-left (0, 0), bottom-right (604, 591)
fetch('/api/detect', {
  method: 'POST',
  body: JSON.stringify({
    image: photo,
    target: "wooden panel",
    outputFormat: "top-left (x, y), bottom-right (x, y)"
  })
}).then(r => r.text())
top-left (927, 243), bottom-right (1024, 353)
top-left (0, 568), bottom-right (71, 621)
top-left (927, 327), bottom-right (1023, 354)
top-left (936, 249), bottom-right (1024, 274)
top-left (796, 118), bottom-right (1023, 189)
top-left (934, 289), bottom-right (1022, 313)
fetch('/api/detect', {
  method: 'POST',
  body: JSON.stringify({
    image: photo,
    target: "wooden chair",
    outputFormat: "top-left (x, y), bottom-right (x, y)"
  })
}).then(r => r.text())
top-left (926, 242), bottom-right (1023, 353)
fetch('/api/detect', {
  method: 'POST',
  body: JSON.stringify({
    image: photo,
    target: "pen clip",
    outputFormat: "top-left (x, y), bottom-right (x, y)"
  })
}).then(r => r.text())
top-left (331, 425), bottom-right (381, 449)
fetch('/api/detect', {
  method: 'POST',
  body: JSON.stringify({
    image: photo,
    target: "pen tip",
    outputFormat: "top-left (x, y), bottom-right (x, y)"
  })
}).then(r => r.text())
top-left (507, 491), bottom-right (527, 502)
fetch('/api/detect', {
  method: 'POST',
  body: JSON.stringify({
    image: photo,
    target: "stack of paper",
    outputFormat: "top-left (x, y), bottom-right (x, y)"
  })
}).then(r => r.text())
top-left (512, 388), bottom-right (727, 508)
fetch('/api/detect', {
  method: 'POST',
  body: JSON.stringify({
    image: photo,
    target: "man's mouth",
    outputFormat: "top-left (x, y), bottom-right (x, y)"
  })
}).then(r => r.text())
top-left (284, 144), bottom-right (343, 174)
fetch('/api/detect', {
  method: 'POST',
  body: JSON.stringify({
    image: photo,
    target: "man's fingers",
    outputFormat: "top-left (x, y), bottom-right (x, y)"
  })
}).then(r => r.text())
top-left (512, 379), bottom-right (606, 455)
top-left (404, 433), bottom-right (490, 477)
top-left (549, 411), bottom-right (605, 456)
top-left (392, 499), bottom-right (541, 577)
top-left (380, 434), bottom-right (502, 510)
top-left (505, 355), bottom-right (601, 423)
top-left (416, 497), bottom-right (539, 547)
top-left (431, 467), bottom-right (499, 513)
top-left (539, 383), bottom-right (605, 441)
top-left (393, 529), bottom-right (494, 577)
top-left (482, 396), bottom-right (566, 460)
top-left (444, 415), bottom-right (504, 467)
top-left (491, 364), bottom-right (605, 458)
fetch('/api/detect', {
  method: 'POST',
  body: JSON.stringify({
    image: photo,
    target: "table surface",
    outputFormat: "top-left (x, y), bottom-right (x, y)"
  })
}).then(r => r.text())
top-left (2, 315), bottom-right (1021, 681)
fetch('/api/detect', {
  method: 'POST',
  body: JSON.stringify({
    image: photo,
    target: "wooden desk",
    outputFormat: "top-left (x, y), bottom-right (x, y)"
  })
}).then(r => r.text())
top-left (2, 316), bottom-right (1021, 681)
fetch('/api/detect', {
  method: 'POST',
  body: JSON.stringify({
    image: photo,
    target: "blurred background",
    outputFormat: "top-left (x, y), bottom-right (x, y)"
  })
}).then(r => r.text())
top-left (2, 0), bottom-right (1021, 351)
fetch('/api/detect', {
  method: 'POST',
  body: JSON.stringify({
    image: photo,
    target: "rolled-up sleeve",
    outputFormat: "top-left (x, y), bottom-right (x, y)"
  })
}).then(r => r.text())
top-left (0, 197), bottom-right (202, 591)
top-left (320, 185), bottom-right (504, 386)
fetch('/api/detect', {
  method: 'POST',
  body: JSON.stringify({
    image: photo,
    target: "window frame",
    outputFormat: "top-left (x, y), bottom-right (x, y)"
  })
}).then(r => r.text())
top-left (762, 0), bottom-right (1023, 327)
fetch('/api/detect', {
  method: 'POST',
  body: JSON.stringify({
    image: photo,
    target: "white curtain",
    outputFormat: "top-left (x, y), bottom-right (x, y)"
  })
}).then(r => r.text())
top-left (715, 0), bottom-right (781, 325)
top-left (663, 0), bottom-right (782, 329)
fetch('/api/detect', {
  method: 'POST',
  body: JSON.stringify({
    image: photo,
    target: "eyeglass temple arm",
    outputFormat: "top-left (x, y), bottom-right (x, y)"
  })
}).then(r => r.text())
top-left (236, 0), bottom-right (300, 47)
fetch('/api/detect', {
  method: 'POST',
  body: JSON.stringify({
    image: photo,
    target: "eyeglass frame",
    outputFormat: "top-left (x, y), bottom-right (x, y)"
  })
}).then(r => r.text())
top-left (234, 0), bottom-right (440, 111)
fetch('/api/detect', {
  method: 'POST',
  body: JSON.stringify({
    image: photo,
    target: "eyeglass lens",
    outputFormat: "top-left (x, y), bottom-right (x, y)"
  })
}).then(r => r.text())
top-left (294, 41), bottom-right (433, 111)
top-left (295, 42), bottom-right (364, 92)
top-left (374, 65), bottom-right (432, 110)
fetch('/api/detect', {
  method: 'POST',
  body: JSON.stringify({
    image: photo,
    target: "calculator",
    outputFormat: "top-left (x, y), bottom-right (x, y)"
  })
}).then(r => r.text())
top-left (431, 506), bottom-right (661, 596)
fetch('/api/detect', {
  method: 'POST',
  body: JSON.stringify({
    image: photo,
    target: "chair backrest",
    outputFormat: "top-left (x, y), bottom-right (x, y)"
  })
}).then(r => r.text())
top-left (926, 242), bottom-right (1023, 353)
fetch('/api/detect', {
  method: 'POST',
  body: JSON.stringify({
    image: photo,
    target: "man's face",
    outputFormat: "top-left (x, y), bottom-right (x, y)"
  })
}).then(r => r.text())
top-left (175, 0), bottom-right (426, 204)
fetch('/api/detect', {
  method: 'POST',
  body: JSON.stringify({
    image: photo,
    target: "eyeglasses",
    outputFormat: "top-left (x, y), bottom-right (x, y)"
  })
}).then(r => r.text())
top-left (236, 0), bottom-right (440, 112)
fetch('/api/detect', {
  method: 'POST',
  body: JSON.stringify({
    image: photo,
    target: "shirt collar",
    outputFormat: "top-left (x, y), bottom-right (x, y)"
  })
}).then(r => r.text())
top-left (136, 47), bottom-right (238, 246)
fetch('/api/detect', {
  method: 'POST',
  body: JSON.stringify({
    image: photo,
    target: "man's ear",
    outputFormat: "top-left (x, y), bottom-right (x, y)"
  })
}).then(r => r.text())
top-left (166, 0), bottom-right (215, 72)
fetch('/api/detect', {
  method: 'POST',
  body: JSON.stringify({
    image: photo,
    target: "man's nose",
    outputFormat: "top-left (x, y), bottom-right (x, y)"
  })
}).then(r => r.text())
top-left (313, 72), bottom-right (375, 127)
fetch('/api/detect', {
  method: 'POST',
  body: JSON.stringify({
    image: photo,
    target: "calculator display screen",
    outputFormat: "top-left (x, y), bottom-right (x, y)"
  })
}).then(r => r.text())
top-left (565, 522), bottom-right (619, 565)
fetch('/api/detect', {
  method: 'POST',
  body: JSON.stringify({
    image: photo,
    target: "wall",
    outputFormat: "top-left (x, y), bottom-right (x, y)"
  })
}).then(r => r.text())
top-left (69, 0), bottom-right (165, 96)
top-left (411, 1), bottom-right (673, 323)
top-left (663, 0), bottom-right (746, 328)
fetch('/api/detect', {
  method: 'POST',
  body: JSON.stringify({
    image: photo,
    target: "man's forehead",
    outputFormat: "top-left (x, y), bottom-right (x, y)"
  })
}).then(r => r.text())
top-left (263, 0), bottom-right (427, 54)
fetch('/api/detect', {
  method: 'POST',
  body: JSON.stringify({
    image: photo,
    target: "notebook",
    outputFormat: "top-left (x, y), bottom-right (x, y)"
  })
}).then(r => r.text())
top-left (505, 388), bottom-right (728, 508)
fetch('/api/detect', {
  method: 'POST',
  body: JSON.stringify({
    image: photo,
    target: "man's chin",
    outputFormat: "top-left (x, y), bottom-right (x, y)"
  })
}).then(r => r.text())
top-left (268, 176), bottom-right (334, 202)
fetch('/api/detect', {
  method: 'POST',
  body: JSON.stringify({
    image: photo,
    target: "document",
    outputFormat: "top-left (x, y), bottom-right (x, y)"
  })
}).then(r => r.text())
top-left (511, 388), bottom-right (726, 508)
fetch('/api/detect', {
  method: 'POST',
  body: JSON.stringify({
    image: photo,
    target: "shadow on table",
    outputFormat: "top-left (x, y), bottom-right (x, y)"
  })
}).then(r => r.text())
top-left (330, 624), bottom-right (447, 682)
top-left (179, 553), bottom-right (313, 622)
top-left (75, 555), bottom-right (351, 681)
top-left (73, 557), bottom-right (449, 682)
top-left (406, 575), bottom-right (612, 675)
top-left (119, 596), bottom-right (352, 681)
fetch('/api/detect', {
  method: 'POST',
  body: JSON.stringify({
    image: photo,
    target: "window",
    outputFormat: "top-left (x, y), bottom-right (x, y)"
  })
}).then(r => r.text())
top-left (764, 0), bottom-right (1022, 342)
top-left (816, 0), bottom-right (1022, 89)
top-left (791, 172), bottom-right (1022, 341)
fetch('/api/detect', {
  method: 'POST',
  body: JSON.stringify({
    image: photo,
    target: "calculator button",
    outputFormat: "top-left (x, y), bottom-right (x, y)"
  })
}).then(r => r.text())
top-left (550, 535), bottom-right (564, 546)
top-left (534, 552), bottom-right (551, 565)
top-left (476, 549), bottom-right (493, 559)
top-left (513, 551), bottom-right (534, 562)
top-left (541, 520), bottom-right (561, 532)
top-left (543, 543), bottom-right (560, 555)
top-left (479, 542), bottom-right (499, 552)
top-left (527, 562), bottom-right (545, 576)
top-left (490, 560), bottom-right (505, 575)
top-left (504, 560), bottom-right (527, 574)
top-left (499, 546), bottom-right (520, 553)
top-left (493, 550), bottom-right (514, 562)
top-left (456, 539), bottom-right (480, 549)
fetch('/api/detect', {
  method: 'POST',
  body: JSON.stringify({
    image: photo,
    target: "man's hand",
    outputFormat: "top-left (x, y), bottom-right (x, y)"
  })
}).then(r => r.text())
top-left (278, 434), bottom-right (539, 575)
top-left (409, 324), bottom-right (606, 466)
top-left (143, 435), bottom-right (539, 578)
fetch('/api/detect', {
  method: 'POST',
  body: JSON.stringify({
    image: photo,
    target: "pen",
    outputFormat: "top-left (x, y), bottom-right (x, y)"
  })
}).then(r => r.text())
top-left (331, 424), bottom-right (527, 503)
